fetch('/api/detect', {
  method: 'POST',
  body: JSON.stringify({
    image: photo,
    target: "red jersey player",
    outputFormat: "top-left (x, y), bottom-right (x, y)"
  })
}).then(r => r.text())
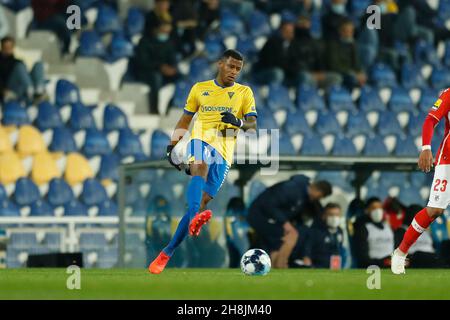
top-left (391, 88), bottom-right (450, 274)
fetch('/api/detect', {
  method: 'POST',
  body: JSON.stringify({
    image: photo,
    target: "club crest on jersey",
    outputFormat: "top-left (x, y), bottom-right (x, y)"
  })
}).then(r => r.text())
top-left (432, 99), bottom-right (442, 110)
top-left (228, 92), bottom-right (235, 99)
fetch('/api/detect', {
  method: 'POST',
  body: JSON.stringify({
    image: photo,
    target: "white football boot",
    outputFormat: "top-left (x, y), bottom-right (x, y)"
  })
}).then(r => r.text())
top-left (391, 248), bottom-right (407, 275)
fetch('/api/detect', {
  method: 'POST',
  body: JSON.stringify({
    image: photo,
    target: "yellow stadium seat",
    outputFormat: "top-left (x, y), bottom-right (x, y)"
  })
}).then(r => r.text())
top-left (0, 151), bottom-right (26, 184)
top-left (0, 126), bottom-right (13, 154)
top-left (16, 125), bottom-right (47, 157)
top-left (31, 151), bottom-right (61, 185)
top-left (64, 152), bottom-right (94, 186)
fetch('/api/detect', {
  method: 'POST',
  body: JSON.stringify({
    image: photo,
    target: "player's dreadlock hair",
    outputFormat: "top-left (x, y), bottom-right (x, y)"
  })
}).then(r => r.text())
top-left (220, 49), bottom-right (244, 62)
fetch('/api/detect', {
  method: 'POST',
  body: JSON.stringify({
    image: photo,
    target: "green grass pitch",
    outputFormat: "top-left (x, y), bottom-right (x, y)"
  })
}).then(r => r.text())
top-left (1, 268), bottom-right (450, 299)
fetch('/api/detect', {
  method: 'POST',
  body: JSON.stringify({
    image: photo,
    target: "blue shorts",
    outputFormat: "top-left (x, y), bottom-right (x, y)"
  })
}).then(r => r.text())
top-left (186, 139), bottom-right (230, 198)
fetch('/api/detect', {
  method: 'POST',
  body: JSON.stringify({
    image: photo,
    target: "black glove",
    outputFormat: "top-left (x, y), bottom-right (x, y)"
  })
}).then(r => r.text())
top-left (166, 145), bottom-right (181, 171)
top-left (220, 111), bottom-right (243, 128)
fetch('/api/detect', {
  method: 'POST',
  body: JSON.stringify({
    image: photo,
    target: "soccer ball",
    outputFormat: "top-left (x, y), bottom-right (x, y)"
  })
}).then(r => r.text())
top-left (240, 249), bottom-right (271, 276)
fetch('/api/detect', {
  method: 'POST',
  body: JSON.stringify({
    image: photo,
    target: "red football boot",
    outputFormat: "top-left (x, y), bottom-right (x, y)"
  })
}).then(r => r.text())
top-left (148, 251), bottom-right (170, 274)
top-left (189, 210), bottom-right (213, 237)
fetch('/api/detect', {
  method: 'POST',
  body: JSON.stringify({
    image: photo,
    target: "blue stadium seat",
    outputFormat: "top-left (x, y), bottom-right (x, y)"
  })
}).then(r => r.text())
top-left (398, 187), bottom-right (424, 206)
top-left (189, 57), bottom-right (213, 83)
top-left (310, 12), bottom-right (322, 39)
top-left (36, 101), bottom-right (63, 131)
top-left (350, 0), bottom-right (371, 16)
top-left (80, 178), bottom-right (107, 206)
top-left (47, 178), bottom-right (74, 207)
top-left (444, 41), bottom-right (450, 67)
top-left (365, 183), bottom-right (389, 199)
top-left (332, 136), bottom-right (358, 156)
top-left (0, 199), bottom-right (20, 216)
top-left (316, 171), bottom-right (352, 191)
top-left (370, 63), bottom-right (397, 88)
top-left (77, 31), bottom-right (106, 58)
top-left (394, 136), bottom-right (419, 157)
top-left (13, 177), bottom-right (40, 207)
top-left (108, 34), bottom-right (134, 62)
top-left (98, 199), bottom-right (118, 216)
top-left (132, 198), bottom-right (149, 216)
top-left (103, 104), bottom-right (129, 132)
top-left (94, 4), bottom-right (121, 34)
top-left (315, 112), bottom-right (341, 135)
top-left (346, 112), bottom-right (372, 137)
top-left (150, 129), bottom-right (170, 160)
top-left (125, 6), bottom-right (145, 37)
top-left (220, 9), bottom-right (245, 37)
top-left (172, 80), bottom-right (193, 109)
top-left (377, 111), bottom-right (403, 136)
top-left (1, 101), bottom-right (29, 126)
top-left (419, 87), bottom-right (439, 113)
top-left (328, 85), bottom-right (356, 112)
top-left (254, 107), bottom-right (277, 130)
top-left (248, 10), bottom-right (271, 38)
top-left (248, 180), bottom-right (267, 205)
top-left (1, 0), bottom-right (30, 11)
top-left (79, 233), bottom-right (108, 249)
top-left (407, 111), bottom-right (427, 136)
top-left (236, 37), bottom-right (258, 62)
top-left (358, 85), bottom-right (386, 112)
top-left (388, 87), bottom-right (414, 113)
top-left (29, 199), bottom-right (54, 216)
top-left (300, 136), bottom-right (327, 156)
top-left (0, 184), bottom-right (6, 201)
top-left (410, 171), bottom-right (429, 188)
top-left (415, 40), bottom-right (440, 67)
top-left (55, 79), bottom-right (81, 107)
top-left (401, 63), bottom-right (427, 89)
top-left (363, 136), bottom-right (390, 156)
top-left (204, 38), bottom-right (225, 62)
top-left (98, 154), bottom-right (119, 182)
top-left (267, 83), bottom-right (295, 112)
top-left (49, 127), bottom-right (77, 153)
top-left (69, 102), bottom-right (97, 132)
top-left (278, 135), bottom-right (297, 155)
top-left (430, 66), bottom-right (450, 90)
top-left (125, 184), bottom-right (140, 206)
top-left (379, 172), bottom-right (408, 188)
top-left (83, 128), bottom-right (112, 158)
top-left (283, 110), bottom-right (312, 136)
top-left (117, 128), bottom-right (147, 161)
top-left (297, 84), bottom-right (326, 111)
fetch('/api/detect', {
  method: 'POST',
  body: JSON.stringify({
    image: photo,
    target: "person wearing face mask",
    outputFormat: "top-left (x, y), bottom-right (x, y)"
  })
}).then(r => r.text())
top-left (352, 197), bottom-right (395, 268)
top-left (131, 20), bottom-right (179, 114)
top-left (300, 203), bottom-right (345, 269)
top-left (321, 0), bottom-right (349, 41)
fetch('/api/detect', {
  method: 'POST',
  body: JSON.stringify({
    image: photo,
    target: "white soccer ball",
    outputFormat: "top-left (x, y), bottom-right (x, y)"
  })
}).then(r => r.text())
top-left (240, 248), bottom-right (271, 276)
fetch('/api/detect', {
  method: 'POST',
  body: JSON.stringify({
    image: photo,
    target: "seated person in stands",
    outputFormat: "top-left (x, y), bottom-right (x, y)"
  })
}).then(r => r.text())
top-left (302, 202), bottom-right (345, 269)
top-left (352, 197), bottom-right (394, 268)
top-left (247, 175), bottom-right (332, 269)
top-left (0, 36), bottom-right (47, 103)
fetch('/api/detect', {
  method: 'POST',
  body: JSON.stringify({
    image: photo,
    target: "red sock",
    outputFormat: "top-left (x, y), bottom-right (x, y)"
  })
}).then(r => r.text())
top-left (399, 208), bottom-right (434, 254)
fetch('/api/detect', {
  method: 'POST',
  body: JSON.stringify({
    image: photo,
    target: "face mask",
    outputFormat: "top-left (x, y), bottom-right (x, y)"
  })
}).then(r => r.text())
top-left (370, 208), bottom-right (384, 223)
top-left (326, 216), bottom-right (341, 229)
top-left (379, 3), bottom-right (387, 14)
top-left (156, 33), bottom-right (169, 42)
top-left (331, 3), bottom-right (346, 15)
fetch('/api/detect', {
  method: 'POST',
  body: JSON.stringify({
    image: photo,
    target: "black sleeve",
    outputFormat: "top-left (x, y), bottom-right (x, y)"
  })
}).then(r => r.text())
top-left (353, 221), bottom-right (385, 268)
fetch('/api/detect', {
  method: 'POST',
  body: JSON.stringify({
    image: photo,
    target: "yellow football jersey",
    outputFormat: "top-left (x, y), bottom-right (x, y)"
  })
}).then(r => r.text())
top-left (184, 79), bottom-right (257, 164)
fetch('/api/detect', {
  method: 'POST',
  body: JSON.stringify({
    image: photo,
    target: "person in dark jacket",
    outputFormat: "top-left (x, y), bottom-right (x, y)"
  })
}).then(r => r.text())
top-left (352, 197), bottom-right (394, 268)
top-left (321, 0), bottom-right (349, 41)
top-left (131, 20), bottom-right (179, 114)
top-left (247, 175), bottom-right (332, 268)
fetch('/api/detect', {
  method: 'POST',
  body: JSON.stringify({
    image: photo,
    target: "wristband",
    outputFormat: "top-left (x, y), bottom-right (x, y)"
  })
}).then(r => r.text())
top-left (422, 145), bottom-right (431, 151)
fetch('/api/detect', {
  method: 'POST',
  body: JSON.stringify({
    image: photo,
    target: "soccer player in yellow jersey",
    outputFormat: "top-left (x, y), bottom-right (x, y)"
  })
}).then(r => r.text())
top-left (149, 50), bottom-right (258, 274)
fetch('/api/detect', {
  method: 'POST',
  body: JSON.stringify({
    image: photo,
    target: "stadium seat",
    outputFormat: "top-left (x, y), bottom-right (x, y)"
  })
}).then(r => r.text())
top-left (64, 199), bottom-right (88, 216)
top-left (0, 126), bottom-right (13, 153)
top-left (370, 63), bottom-right (397, 88)
top-left (363, 136), bottom-right (390, 156)
top-left (297, 84), bottom-right (326, 111)
top-left (97, 199), bottom-right (118, 216)
top-left (29, 199), bottom-right (54, 216)
top-left (172, 80), bottom-right (194, 109)
top-left (82, 128), bottom-right (112, 158)
top-left (189, 57), bottom-right (213, 83)
top-left (125, 183), bottom-right (140, 206)
top-left (108, 33), bottom-right (134, 62)
top-left (378, 172), bottom-right (408, 188)
top-left (394, 136), bottom-right (419, 157)
top-left (13, 177), bottom-right (40, 207)
top-left (277, 135), bottom-right (297, 155)
top-left (80, 178), bottom-right (107, 206)
top-left (410, 171), bottom-right (429, 188)
top-left (220, 9), bottom-right (245, 37)
top-left (31, 151), bottom-right (61, 185)
top-left (315, 112), bottom-right (341, 136)
top-left (267, 83), bottom-right (295, 112)
top-left (35, 101), bottom-right (63, 131)
top-left (388, 87), bottom-right (414, 113)
top-left (316, 171), bottom-right (352, 191)
top-left (398, 186), bottom-right (424, 206)
top-left (310, 12), bottom-right (322, 39)
top-left (150, 129), bottom-right (170, 160)
top-left (16, 125), bottom-right (46, 157)
top-left (204, 37), bottom-right (225, 62)
top-left (430, 66), bottom-right (450, 90)
top-left (419, 88), bottom-right (439, 113)
top-left (415, 40), bottom-right (440, 67)
top-left (350, 0), bottom-right (371, 16)
top-left (47, 178), bottom-right (74, 207)
top-left (132, 198), bottom-right (149, 216)
top-left (49, 127), bottom-right (77, 153)
top-left (55, 79), bottom-right (81, 108)
top-left (358, 85), bottom-right (385, 112)
top-left (300, 136), bottom-right (327, 156)
top-left (444, 41), bottom-right (450, 67)
top-left (77, 30), bottom-right (106, 58)
top-left (283, 110), bottom-right (312, 136)
top-left (64, 152), bottom-right (94, 186)
top-left (365, 183), bottom-right (389, 200)
top-left (103, 104), bottom-right (129, 133)
top-left (407, 111), bottom-right (427, 136)
top-left (125, 6), bottom-right (145, 37)
top-left (0, 199), bottom-right (20, 216)
top-left (332, 136), bottom-right (358, 156)
top-left (346, 112), bottom-right (372, 137)
top-left (69, 102), bottom-right (97, 132)
top-left (256, 107), bottom-right (278, 130)
top-left (94, 4), bottom-right (121, 34)
top-left (328, 85), bottom-right (356, 112)
top-left (401, 63), bottom-right (427, 89)
top-left (248, 10), bottom-right (271, 38)
top-left (1, 101), bottom-right (30, 127)
top-left (98, 153), bottom-right (120, 182)
top-left (247, 180), bottom-right (266, 205)
top-left (0, 184), bottom-right (6, 201)
top-left (0, 151), bottom-right (26, 184)
top-left (377, 111), bottom-right (403, 136)
top-left (117, 128), bottom-right (147, 161)
top-left (236, 36), bottom-right (258, 62)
